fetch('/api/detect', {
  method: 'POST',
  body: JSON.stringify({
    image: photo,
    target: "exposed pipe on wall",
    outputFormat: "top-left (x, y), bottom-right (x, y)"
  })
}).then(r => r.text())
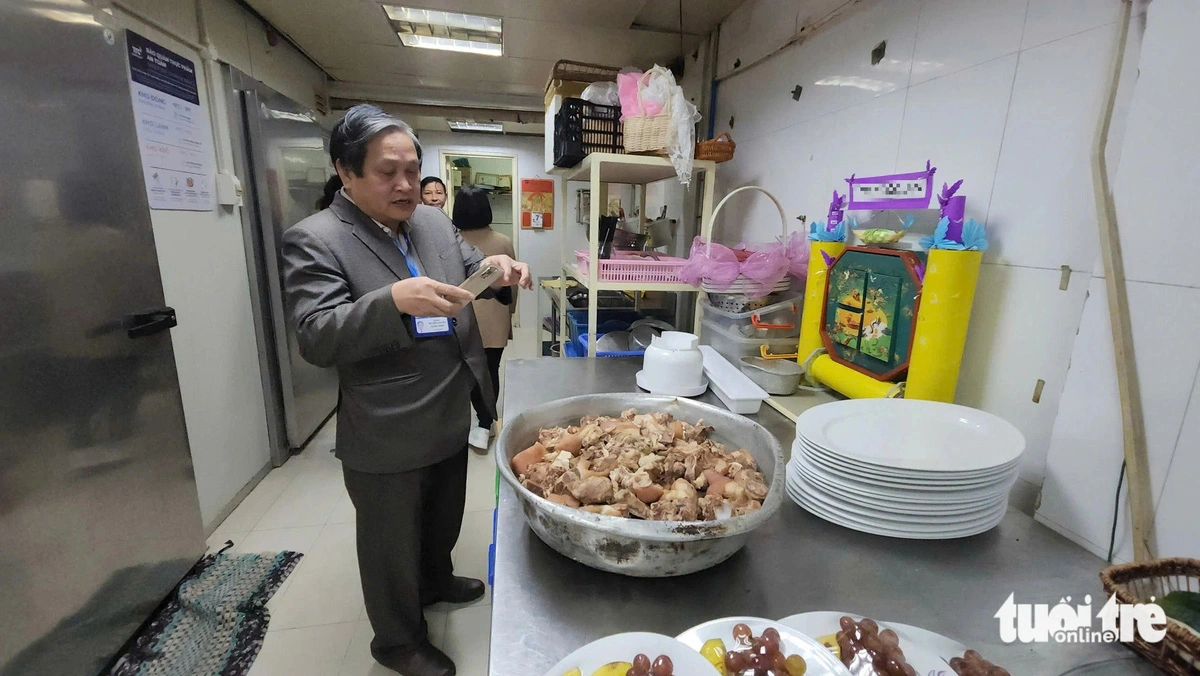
top-left (713, 0), bottom-right (861, 83)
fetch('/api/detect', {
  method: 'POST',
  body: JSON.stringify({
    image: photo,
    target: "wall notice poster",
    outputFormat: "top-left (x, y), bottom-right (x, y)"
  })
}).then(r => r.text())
top-left (520, 179), bottom-right (554, 230)
top-left (126, 31), bottom-right (214, 211)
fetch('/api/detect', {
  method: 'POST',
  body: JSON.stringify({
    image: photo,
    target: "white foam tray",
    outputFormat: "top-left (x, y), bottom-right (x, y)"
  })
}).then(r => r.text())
top-left (700, 345), bottom-right (768, 415)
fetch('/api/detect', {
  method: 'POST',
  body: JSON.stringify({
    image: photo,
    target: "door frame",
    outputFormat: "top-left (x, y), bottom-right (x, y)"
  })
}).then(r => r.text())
top-left (437, 148), bottom-right (519, 262)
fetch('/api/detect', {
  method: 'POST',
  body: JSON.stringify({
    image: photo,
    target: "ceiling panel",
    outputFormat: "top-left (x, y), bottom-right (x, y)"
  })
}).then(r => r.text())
top-left (633, 0), bottom-right (746, 35)
top-left (244, 0), bottom-right (746, 115)
top-left (327, 68), bottom-right (544, 97)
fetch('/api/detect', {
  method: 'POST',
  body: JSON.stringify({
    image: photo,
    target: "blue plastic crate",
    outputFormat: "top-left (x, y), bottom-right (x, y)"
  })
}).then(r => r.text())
top-left (565, 309), bottom-right (642, 343)
top-left (565, 332), bottom-right (646, 358)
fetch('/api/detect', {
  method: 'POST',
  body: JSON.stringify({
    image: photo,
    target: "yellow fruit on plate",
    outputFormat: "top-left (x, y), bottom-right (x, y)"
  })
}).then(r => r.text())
top-left (817, 634), bottom-right (840, 660)
top-left (589, 662), bottom-right (632, 676)
top-left (700, 638), bottom-right (728, 674)
top-left (561, 670), bottom-right (581, 676)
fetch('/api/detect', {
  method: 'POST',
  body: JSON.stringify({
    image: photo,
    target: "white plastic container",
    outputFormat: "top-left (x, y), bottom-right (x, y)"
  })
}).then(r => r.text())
top-left (700, 294), bottom-right (802, 339)
top-left (699, 346), bottom-right (768, 415)
top-left (639, 332), bottom-right (706, 396)
top-left (700, 316), bottom-right (800, 366)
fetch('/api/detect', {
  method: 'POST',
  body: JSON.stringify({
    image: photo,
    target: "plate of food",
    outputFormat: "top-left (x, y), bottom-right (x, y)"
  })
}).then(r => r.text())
top-left (544, 632), bottom-right (718, 676)
top-left (676, 617), bottom-right (851, 675)
top-left (778, 612), bottom-right (951, 675)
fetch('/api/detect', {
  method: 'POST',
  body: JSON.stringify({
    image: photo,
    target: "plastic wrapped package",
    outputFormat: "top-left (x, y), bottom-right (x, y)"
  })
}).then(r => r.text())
top-left (580, 81), bottom-right (619, 107)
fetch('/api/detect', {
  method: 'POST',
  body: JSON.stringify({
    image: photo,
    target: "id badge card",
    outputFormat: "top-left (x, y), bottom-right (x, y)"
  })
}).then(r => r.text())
top-left (412, 316), bottom-right (454, 338)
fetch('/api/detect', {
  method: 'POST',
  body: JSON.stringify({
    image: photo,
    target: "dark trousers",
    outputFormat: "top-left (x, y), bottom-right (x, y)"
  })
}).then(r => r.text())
top-left (342, 449), bottom-right (468, 661)
top-left (469, 347), bottom-right (505, 428)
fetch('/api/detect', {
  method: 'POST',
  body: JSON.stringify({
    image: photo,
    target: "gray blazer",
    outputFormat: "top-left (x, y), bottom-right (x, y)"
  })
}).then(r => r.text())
top-left (281, 193), bottom-right (499, 473)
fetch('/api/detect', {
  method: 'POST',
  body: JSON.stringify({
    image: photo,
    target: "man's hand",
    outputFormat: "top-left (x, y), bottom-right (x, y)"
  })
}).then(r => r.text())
top-left (481, 255), bottom-right (533, 290)
top-left (391, 277), bottom-right (474, 318)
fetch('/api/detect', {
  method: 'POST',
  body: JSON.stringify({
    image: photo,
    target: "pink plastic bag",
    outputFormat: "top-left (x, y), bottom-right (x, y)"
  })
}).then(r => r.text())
top-left (784, 231), bottom-right (810, 278)
top-left (682, 237), bottom-right (794, 298)
top-left (617, 71), bottom-right (644, 119)
top-left (680, 237), bottom-right (740, 288)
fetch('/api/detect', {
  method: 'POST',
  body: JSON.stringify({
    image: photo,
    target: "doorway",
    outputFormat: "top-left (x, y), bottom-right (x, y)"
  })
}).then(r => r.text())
top-left (439, 150), bottom-right (519, 260)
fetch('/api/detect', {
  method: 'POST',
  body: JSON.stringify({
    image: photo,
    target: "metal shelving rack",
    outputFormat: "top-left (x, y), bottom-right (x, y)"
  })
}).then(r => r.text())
top-left (557, 153), bottom-right (717, 357)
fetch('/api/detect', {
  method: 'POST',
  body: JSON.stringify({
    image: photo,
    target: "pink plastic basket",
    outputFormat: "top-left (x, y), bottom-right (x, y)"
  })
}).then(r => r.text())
top-left (574, 250), bottom-right (690, 284)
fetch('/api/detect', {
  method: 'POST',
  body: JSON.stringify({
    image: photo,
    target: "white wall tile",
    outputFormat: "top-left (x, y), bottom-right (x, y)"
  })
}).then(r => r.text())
top-left (1111, 0), bottom-right (1200, 289)
top-left (1021, 0), bottom-right (1123, 50)
top-left (897, 55), bottom-right (1018, 225)
top-left (826, 0), bottom-right (921, 108)
top-left (829, 90), bottom-right (907, 187)
top-left (956, 264), bottom-right (1091, 484)
top-left (717, 0), bottom-right (801, 75)
top-left (987, 26), bottom-right (1116, 271)
top-left (1153, 379), bottom-right (1200, 559)
top-left (912, 0), bottom-right (1028, 85)
top-left (1036, 278), bottom-right (1200, 555)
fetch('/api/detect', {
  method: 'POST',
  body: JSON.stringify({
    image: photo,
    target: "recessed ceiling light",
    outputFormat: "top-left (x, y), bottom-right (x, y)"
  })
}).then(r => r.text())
top-left (382, 5), bottom-right (503, 57)
top-left (447, 120), bottom-right (503, 133)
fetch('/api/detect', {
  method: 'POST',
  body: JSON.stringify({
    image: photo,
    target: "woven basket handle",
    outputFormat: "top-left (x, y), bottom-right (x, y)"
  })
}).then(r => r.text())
top-left (634, 69), bottom-right (672, 118)
top-left (712, 132), bottom-right (733, 144)
top-left (705, 185), bottom-right (789, 255)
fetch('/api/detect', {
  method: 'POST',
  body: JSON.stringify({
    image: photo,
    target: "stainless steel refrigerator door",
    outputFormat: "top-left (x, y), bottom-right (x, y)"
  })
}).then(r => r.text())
top-left (0, 4), bottom-right (205, 674)
top-left (235, 77), bottom-right (338, 459)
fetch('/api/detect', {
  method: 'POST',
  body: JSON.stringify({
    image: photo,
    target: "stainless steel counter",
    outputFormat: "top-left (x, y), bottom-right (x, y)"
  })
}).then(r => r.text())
top-left (489, 358), bottom-right (1144, 675)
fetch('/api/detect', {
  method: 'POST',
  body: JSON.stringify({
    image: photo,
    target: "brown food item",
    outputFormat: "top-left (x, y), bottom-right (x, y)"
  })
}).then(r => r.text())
top-left (722, 625), bottom-right (804, 675)
top-left (949, 650), bottom-right (1010, 676)
top-left (546, 493), bottom-right (580, 508)
top-left (512, 442), bottom-right (547, 476)
top-left (836, 616), bottom-right (917, 676)
top-left (514, 409), bottom-right (767, 522)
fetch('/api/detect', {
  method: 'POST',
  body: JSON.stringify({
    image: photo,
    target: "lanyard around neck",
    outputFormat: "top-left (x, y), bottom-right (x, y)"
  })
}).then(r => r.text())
top-left (394, 232), bottom-right (420, 278)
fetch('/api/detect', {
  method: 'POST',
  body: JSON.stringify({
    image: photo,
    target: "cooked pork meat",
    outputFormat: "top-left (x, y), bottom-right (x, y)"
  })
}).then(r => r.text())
top-left (511, 409), bottom-right (767, 522)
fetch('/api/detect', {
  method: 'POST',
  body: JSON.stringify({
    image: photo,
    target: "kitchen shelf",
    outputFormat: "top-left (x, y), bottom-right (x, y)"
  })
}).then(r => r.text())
top-left (557, 153), bottom-right (717, 357)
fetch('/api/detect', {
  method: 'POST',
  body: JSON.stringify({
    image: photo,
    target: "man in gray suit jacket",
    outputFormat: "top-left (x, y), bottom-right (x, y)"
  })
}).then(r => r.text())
top-left (281, 105), bottom-right (531, 676)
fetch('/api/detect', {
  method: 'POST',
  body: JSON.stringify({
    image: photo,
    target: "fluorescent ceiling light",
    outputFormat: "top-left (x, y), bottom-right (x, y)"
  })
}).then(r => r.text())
top-left (447, 120), bottom-right (503, 133)
top-left (382, 5), bottom-right (502, 57)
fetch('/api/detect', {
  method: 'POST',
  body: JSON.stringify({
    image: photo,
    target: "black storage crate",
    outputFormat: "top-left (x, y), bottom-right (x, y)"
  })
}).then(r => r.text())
top-left (553, 98), bottom-right (623, 168)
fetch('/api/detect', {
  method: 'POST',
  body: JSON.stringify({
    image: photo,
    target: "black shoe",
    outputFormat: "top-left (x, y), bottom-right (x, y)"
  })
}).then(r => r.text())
top-left (422, 576), bottom-right (485, 606)
top-left (376, 641), bottom-right (455, 676)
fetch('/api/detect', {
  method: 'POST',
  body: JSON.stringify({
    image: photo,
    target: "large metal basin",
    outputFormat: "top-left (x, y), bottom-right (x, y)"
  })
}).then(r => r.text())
top-left (496, 393), bottom-right (784, 577)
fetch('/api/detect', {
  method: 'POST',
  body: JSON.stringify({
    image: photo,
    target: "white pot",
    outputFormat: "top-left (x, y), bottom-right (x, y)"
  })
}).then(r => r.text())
top-left (641, 331), bottom-right (704, 392)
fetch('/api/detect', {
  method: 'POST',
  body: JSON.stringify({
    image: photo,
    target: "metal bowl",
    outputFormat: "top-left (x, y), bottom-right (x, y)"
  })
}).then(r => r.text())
top-left (496, 393), bottom-right (785, 577)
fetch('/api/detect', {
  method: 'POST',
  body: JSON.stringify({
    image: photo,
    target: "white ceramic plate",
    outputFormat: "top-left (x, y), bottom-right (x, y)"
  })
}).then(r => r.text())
top-left (795, 399), bottom-right (1025, 472)
top-left (795, 438), bottom-right (1021, 481)
top-left (775, 611), bottom-right (950, 674)
top-left (787, 482), bottom-right (1008, 532)
top-left (676, 616), bottom-right (851, 675)
top-left (791, 473), bottom-right (1007, 524)
top-left (791, 488), bottom-right (1007, 539)
top-left (777, 611), bottom-right (968, 667)
top-left (793, 455), bottom-right (1017, 502)
top-left (797, 442), bottom-right (1018, 488)
top-left (787, 461), bottom-right (1006, 515)
top-left (542, 632), bottom-right (716, 676)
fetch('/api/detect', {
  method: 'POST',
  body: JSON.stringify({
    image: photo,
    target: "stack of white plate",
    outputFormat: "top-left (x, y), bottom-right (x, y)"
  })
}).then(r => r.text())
top-left (787, 399), bottom-right (1025, 539)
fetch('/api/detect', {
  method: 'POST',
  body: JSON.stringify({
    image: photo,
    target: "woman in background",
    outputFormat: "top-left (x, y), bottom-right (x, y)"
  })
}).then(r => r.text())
top-left (316, 174), bottom-right (342, 211)
top-left (420, 176), bottom-right (447, 210)
top-left (453, 185), bottom-right (515, 452)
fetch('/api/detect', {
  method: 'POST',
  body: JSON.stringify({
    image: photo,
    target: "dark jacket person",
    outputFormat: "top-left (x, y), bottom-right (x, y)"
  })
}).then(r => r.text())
top-left (279, 104), bottom-right (530, 676)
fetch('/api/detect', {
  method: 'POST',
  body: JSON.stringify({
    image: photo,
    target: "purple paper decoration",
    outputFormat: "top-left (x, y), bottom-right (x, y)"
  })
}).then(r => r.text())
top-left (942, 196), bottom-right (966, 243)
top-left (821, 250), bottom-right (836, 268)
top-left (913, 261), bottom-right (925, 286)
top-left (845, 160), bottom-right (937, 211)
top-left (827, 190), bottom-right (846, 232)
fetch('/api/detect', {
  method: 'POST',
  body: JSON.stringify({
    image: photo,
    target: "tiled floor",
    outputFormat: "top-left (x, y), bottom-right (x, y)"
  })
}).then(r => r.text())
top-left (208, 415), bottom-right (500, 675)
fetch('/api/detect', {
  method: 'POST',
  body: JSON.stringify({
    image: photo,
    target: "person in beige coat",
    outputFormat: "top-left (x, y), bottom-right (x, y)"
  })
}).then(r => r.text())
top-left (452, 185), bottom-right (516, 451)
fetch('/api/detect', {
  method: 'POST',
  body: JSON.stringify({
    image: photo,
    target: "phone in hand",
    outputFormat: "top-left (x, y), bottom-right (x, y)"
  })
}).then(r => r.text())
top-left (459, 264), bottom-right (502, 298)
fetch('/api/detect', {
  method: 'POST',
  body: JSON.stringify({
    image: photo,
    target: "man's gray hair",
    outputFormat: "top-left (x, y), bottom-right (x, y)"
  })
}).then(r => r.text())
top-left (329, 104), bottom-right (423, 176)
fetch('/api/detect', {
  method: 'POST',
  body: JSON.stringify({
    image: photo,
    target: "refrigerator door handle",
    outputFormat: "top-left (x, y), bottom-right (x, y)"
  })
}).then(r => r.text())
top-left (124, 307), bottom-right (178, 338)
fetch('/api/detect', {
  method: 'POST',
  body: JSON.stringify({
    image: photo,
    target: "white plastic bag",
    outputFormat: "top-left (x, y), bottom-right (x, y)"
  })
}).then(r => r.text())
top-left (581, 81), bottom-right (619, 107)
top-left (639, 66), bottom-right (701, 185)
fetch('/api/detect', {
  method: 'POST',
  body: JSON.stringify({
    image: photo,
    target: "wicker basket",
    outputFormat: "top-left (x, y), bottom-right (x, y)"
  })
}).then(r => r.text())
top-left (1100, 557), bottom-right (1200, 675)
top-left (544, 60), bottom-right (621, 107)
top-left (623, 71), bottom-right (673, 154)
top-left (696, 132), bottom-right (736, 163)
